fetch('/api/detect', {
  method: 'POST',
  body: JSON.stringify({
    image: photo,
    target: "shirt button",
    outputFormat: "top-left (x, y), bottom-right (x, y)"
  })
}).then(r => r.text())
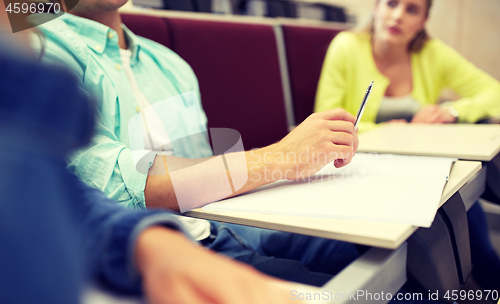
top-left (116, 64), bottom-right (122, 71)
top-left (95, 45), bottom-right (102, 51)
top-left (136, 106), bottom-right (140, 112)
top-left (107, 32), bottom-right (114, 39)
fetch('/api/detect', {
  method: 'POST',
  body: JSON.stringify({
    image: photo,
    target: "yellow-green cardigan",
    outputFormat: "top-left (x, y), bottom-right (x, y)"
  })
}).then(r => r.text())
top-left (314, 32), bottom-right (500, 132)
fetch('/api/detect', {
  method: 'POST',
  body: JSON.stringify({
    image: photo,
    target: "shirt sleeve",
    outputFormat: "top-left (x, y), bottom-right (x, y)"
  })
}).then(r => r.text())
top-left (33, 27), bottom-right (152, 210)
top-left (68, 118), bottom-right (150, 210)
top-left (76, 173), bottom-right (192, 294)
top-left (437, 40), bottom-right (500, 122)
top-left (314, 32), bottom-right (349, 113)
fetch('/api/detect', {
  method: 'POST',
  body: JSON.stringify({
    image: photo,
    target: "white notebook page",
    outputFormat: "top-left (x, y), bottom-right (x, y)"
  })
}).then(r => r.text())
top-left (202, 154), bottom-right (456, 227)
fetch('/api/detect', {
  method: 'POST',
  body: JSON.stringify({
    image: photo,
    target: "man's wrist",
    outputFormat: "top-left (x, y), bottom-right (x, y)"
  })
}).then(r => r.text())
top-left (245, 144), bottom-right (284, 184)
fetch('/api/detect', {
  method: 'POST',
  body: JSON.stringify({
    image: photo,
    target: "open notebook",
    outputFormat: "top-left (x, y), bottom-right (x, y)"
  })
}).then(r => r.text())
top-left (202, 153), bottom-right (456, 227)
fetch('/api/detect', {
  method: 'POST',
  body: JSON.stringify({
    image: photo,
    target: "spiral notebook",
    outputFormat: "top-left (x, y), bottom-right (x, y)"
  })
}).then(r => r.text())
top-left (202, 153), bottom-right (456, 227)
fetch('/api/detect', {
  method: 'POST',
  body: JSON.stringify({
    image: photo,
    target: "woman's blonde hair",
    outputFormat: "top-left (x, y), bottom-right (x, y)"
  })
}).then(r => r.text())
top-left (359, 0), bottom-right (433, 53)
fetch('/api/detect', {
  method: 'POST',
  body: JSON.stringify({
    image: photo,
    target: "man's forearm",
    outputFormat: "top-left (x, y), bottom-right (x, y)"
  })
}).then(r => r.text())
top-left (144, 147), bottom-right (281, 212)
top-left (144, 155), bottom-right (180, 211)
top-left (144, 109), bottom-right (358, 212)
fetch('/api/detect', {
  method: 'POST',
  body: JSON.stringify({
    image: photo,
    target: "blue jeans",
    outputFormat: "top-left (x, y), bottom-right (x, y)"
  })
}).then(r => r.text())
top-left (202, 201), bottom-right (500, 302)
top-left (202, 222), bottom-right (444, 303)
top-left (468, 201), bottom-right (500, 290)
top-left (202, 221), bottom-right (360, 286)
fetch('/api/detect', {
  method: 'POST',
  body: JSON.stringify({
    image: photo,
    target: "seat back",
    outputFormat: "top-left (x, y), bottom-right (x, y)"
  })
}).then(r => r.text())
top-left (193, 0), bottom-right (212, 12)
top-left (321, 4), bottom-right (347, 22)
top-left (266, 0), bottom-right (297, 18)
top-left (121, 13), bottom-right (173, 49)
top-left (167, 18), bottom-right (289, 150)
top-left (282, 25), bottom-right (341, 124)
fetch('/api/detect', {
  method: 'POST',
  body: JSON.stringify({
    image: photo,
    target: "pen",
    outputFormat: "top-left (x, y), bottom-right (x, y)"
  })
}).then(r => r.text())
top-left (354, 80), bottom-right (374, 130)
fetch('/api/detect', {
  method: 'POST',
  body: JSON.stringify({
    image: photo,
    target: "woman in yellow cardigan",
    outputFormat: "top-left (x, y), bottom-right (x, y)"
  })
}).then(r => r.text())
top-left (315, 0), bottom-right (500, 292)
top-left (315, 0), bottom-right (500, 133)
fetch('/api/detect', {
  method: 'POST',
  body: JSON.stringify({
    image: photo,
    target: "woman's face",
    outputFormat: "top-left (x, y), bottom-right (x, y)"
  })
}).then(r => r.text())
top-left (373, 0), bottom-right (428, 47)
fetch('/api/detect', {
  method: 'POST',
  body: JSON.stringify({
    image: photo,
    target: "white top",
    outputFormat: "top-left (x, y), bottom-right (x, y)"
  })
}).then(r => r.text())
top-left (120, 49), bottom-right (210, 241)
top-left (375, 94), bottom-right (421, 123)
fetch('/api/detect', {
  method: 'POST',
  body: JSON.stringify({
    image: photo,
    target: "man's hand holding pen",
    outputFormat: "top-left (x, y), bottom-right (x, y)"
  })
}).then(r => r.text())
top-left (258, 108), bottom-right (358, 182)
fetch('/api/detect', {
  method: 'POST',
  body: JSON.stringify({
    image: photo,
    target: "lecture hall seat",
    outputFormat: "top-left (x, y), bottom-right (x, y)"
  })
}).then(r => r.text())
top-left (281, 25), bottom-right (342, 124)
top-left (161, 0), bottom-right (212, 12)
top-left (192, 0), bottom-right (212, 12)
top-left (121, 13), bottom-right (173, 49)
top-left (166, 18), bottom-right (289, 151)
top-left (162, 0), bottom-right (196, 11)
top-left (266, 0), bottom-right (297, 18)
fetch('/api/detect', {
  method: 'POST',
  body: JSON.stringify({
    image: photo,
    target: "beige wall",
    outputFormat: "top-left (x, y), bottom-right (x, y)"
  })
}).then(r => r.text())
top-left (313, 0), bottom-right (500, 81)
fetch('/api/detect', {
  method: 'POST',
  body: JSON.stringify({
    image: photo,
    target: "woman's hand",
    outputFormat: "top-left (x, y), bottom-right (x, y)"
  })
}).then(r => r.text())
top-left (411, 105), bottom-right (457, 123)
top-left (385, 119), bottom-right (408, 124)
top-left (135, 227), bottom-right (303, 304)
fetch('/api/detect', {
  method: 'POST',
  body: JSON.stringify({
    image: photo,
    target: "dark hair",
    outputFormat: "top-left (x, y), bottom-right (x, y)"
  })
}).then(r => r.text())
top-left (408, 0), bottom-right (433, 52)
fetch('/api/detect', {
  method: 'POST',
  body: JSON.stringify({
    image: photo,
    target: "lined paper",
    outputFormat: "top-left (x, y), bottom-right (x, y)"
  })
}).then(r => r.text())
top-left (202, 154), bottom-right (456, 227)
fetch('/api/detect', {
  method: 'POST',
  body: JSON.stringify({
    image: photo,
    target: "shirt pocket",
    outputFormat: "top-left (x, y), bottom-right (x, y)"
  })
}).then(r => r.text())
top-left (153, 91), bottom-right (211, 158)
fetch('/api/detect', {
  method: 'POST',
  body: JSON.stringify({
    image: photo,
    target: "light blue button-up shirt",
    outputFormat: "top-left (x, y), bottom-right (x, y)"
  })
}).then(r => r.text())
top-left (36, 13), bottom-right (213, 209)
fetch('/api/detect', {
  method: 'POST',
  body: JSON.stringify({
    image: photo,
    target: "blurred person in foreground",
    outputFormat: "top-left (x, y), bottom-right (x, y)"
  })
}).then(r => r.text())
top-left (315, 0), bottom-right (500, 131)
top-left (0, 3), bottom-right (304, 304)
top-left (315, 0), bottom-right (500, 291)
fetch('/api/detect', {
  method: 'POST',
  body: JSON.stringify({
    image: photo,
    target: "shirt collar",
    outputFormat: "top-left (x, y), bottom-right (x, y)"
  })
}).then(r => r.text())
top-left (123, 25), bottom-right (142, 63)
top-left (60, 13), bottom-right (142, 61)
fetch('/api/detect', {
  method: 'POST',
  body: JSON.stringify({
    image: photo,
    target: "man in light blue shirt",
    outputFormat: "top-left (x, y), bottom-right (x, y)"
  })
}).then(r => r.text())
top-left (36, 0), bottom-right (365, 288)
top-left (0, 13), bottom-right (300, 304)
top-left (39, 12), bottom-right (212, 210)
